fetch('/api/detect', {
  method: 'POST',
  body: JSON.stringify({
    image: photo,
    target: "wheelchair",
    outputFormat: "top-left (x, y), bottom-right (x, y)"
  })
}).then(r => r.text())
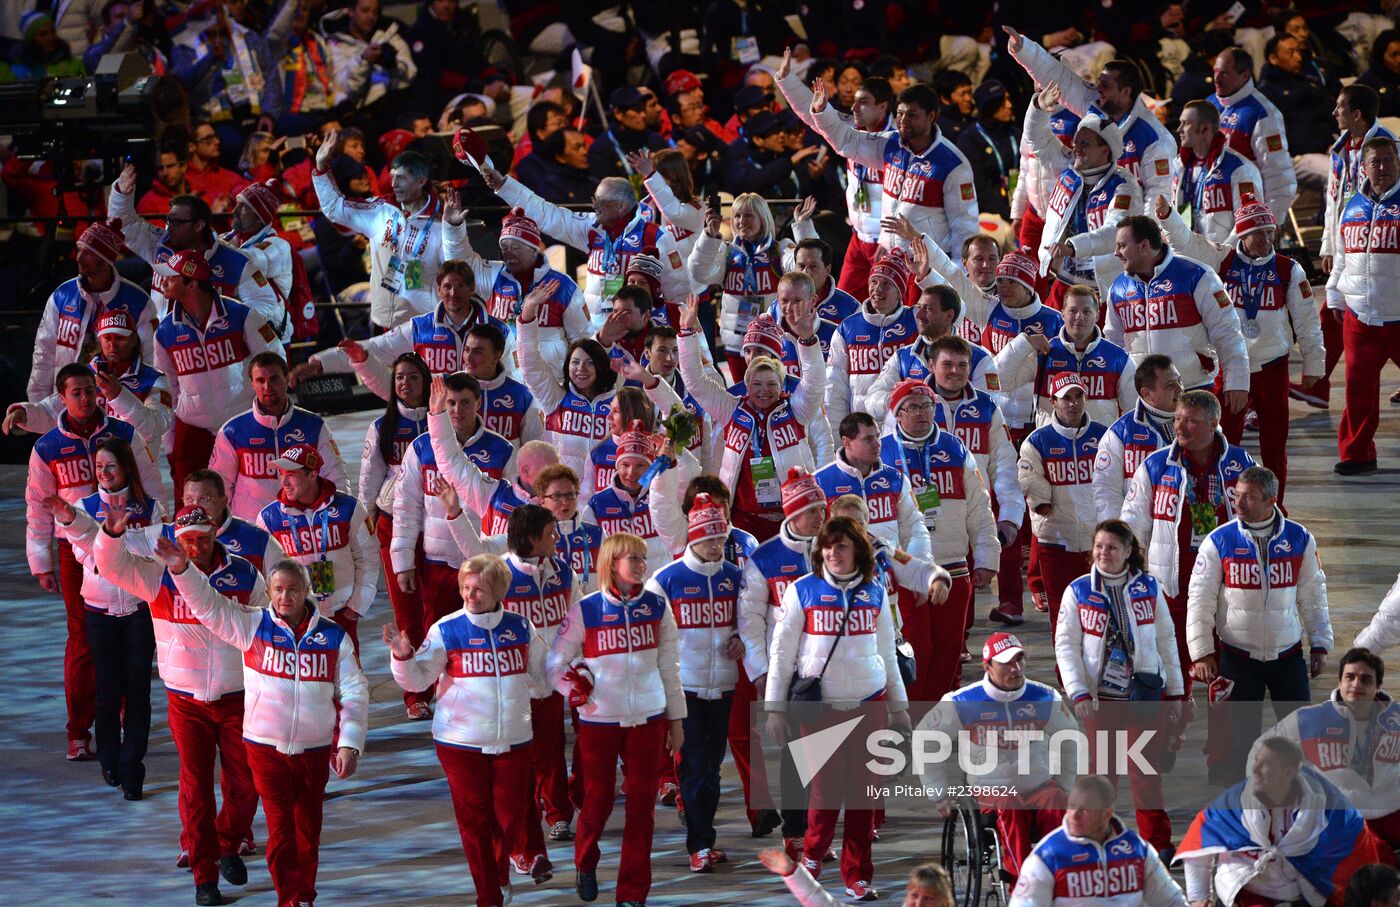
top-left (941, 800), bottom-right (1010, 907)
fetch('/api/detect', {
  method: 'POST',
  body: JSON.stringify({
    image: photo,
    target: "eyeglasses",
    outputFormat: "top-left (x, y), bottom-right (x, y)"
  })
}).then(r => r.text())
top-left (196, 135), bottom-right (220, 145)
top-left (900, 403), bottom-right (936, 414)
top-left (542, 491), bottom-right (579, 501)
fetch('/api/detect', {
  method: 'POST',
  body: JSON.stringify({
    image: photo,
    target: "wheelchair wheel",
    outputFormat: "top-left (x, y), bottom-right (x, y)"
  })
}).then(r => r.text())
top-left (980, 816), bottom-right (1009, 907)
top-left (941, 807), bottom-right (983, 907)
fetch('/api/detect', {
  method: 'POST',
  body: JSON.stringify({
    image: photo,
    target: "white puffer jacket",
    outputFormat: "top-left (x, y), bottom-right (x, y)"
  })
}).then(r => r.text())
top-left (1054, 567), bottom-right (1185, 703)
top-left (56, 490), bottom-right (166, 616)
top-left (645, 549), bottom-right (744, 699)
top-left (391, 605), bottom-right (547, 753)
top-left (1160, 208), bottom-right (1326, 376)
top-left (1355, 572), bottom-right (1400, 654)
top-left (1212, 80), bottom-right (1298, 221)
top-left (94, 519), bottom-right (263, 702)
top-left (1185, 511), bottom-right (1331, 662)
top-left (739, 523), bottom-right (815, 682)
top-left (547, 586), bottom-right (687, 727)
top-left (172, 565), bottom-right (368, 755)
top-left (517, 314), bottom-right (616, 479)
top-left (1018, 416), bottom-right (1107, 552)
top-left (1266, 690), bottom-right (1400, 820)
top-left (1011, 818), bottom-right (1186, 907)
top-left (1327, 177), bottom-right (1400, 326)
top-left (765, 571), bottom-right (907, 711)
top-left (209, 403), bottom-right (348, 523)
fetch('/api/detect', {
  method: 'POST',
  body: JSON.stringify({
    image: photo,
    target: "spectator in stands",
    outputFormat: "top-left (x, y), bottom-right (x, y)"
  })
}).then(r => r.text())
top-left (958, 80), bottom-right (1018, 221)
top-left (1259, 33), bottom-right (1339, 181)
top-left (137, 141), bottom-right (193, 216)
top-left (832, 62), bottom-right (864, 114)
top-left (724, 111), bottom-right (816, 200)
top-left (867, 55), bottom-right (911, 96)
top-left (589, 86), bottom-right (669, 183)
top-left (83, 1), bottom-right (169, 75)
top-left (321, 0), bottom-right (417, 117)
top-left (237, 132), bottom-right (278, 183)
top-left (270, 0), bottom-right (337, 135)
top-left (185, 120), bottom-right (251, 213)
top-left (510, 101), bottom-right (567, 173)
top-left (700, 1), bottom-right (793, 97)
top-left (1358, 30), bottom-right (1400, 119)
top-left (665, 68), bottom-right (735, 144)
top-left (725, 84), bottom-right (779, 147)
top-left (171, 10), bottom-right (280, 147)
top-left (516, 129), bottom-right (594, 206)
top-left (405, 0), bottom-right (488, 117)
top-left (934, 70), bottom-right (977, 147)
top-left (1170, 29), bottom-right (1238, 116)
top-left (3, 10), bottom-right (84, 81)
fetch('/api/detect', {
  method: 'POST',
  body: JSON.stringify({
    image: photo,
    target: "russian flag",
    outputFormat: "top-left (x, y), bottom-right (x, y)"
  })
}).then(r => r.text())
top-left (1174, 766), bottom-right (1390, 905)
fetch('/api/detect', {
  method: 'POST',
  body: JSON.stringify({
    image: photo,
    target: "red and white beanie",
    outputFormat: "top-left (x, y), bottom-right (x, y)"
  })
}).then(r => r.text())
top-left (687, 492), bottom-right (729, 545)
top-left (1235, 200), bottom-right (1276, 237)
top-left (869, 248), bottom-right (912, 295)
top-left (743, 313), bottom-right (785, 358)
top-left (173, 505), bottom-right (217, 537)
top-left (96, 310), bottom-right (135, 338)
top-left (781, 467), bottom-right (826, 520)
top-left (616, 420), bottom-right (654, 464)
top-left (77, 219), bottom-right (126, 264)
top-left (625, 251), bottom-right (664, 300)
top-left (995, 248), bottom-right (1039, 294)
top-left (500, 207), bottom-right (543, 250)
top-left (890, 378), bottom-right (937, 415)
top-left (236, 181), bottom-right (282, 226)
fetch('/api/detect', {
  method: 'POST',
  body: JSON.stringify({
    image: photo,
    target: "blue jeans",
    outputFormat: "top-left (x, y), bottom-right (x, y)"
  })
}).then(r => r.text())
top-left (679, 692), bottom-right (732, 853)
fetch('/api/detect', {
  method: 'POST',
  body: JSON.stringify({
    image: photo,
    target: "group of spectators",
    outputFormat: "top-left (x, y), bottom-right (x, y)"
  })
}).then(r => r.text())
top-left (8, 1), bottom-right (1400, 906)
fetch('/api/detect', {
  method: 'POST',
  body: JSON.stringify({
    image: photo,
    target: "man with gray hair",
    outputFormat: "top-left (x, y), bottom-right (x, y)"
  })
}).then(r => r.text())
top-left (313, 134), bottom-right (444, 330)
top-left (478, 163), bottom-right (689, 332)
top-left (1186, 465), bottom-right (1330, 778)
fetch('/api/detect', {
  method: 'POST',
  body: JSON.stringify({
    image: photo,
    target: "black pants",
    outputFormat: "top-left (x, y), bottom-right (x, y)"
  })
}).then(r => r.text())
top-left (1219, 645), bottom-right (1310, 780)
top-left (86, 609), bottom-right (156, 787)
top-left (679, 692), bottom-right (732, 853)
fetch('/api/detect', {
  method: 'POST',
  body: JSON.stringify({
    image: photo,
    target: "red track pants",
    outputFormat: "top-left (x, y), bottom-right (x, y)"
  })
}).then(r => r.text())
top-left (574, 717), bottom-right (668, 903)
top-left (170, 420), bottom-right (216, 506)
top-left (166, 691), bottom-right (258, 887)
top-left (1030, 542), bottom-right (1089, 638)
top-left (438, 742), bottom-right (535, 907)
top-left (375, 514), bottom-right (430, 707)
top-left (1338, 312), bottom-right (1400, 464)
top-left (1220, 357), bottom-right (1292, 504)
top-left (837, 235), bottom-right (880, 298)
top-left (992, 783), bottom-right (1067, 882)
top-left (522, 692), bottom-right (572, 854)
top-left (56, 540), bottom-right (94, 742)
top-left (900, 573), bottom-right (973, 704)
top-left (802, 694), bottom-right (885, 888)
top-left (1081, 706), bottom-right (1172, 849)
top-left (245, 742), bottom-right (333, 907)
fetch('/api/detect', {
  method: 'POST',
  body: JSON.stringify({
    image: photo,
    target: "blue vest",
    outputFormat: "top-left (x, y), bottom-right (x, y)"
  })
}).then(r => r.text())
top-left (408, 302), bottom-right (506, 375)
top-left (243, 610), bottom-right (348, 685)
top-left (1025, 422), bottom-right (1106, 488)
top-left (1031, 822), bottom-right (1155, 899)
top-left (586, 486), bottom-right (657, 540)
top-left (1210, 92), bottom-right (1274, 163)
top-left (486, 265), bottom-right (578, 330)
top-left (1105, 404), bottom-right (1172, 488)
top-left (932, 390), bottom-right (1000, 459)
top-left (1107, 251), bottom-right (1218, 337)
top-left (88, 355), bottom-right (166, 412)
top-left (558, 522), bottom-right (604, 588)
top-left (543, 389), bottom-right (613, 444)
top-left (1137, 439), bottom-right (1253, 529)
top-left (219, 407), bottom-right (329, 483)
top-left (651, 558), bottom-right (743, 631)
top-left (437, 610), bottom-right (533, 682)
top-left (789, 573), bottom-right (886, 639)
top-left (726, 528), bottom-right (759, 572)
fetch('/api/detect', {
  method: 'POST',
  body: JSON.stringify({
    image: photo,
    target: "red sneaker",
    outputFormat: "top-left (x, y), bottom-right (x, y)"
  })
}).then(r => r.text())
top-left (706, 847), bottom-right (727, 865)
top-left (67, 739), bottom-right (93, 761)
top-left (800, 855), bottom-right (821, 879)
top-left (845, 880), bottom-right (879, 901)
top-left (689, 849), bottom-right (714, 873)
top-left (784, 837), bottom-right (803, 862)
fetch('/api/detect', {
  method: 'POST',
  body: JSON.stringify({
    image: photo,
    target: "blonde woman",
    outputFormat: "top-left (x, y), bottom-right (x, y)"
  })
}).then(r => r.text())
top-left (547, 533), bottom-right (685, 905)
top-left (687, 192), bottom-right (782, 381)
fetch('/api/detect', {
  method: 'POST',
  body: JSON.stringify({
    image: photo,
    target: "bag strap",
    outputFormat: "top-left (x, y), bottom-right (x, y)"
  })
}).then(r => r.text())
top-left (812, 583), bottom-right (854, 685)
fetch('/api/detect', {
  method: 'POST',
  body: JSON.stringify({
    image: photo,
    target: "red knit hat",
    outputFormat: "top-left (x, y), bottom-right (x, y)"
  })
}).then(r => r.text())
top-left (687, 492), bottom-right (729, 545)
top-left (890, 378), bottom-right (936, 415)
top-left (781, 467), bottom-right (826, 520)
top-left (1234, 200), bottom-right (1276, 237)
top-left (742, 314), bottom-right (785, 358)
top-left (236, 181), bottom-right (281, 226)
top-left (500, 207), bottom-right (543, 250)
top-left (625, 251), bottom-right (663, 300)
top-left (869, 248), bottom-right (912, 295)
top-left (379, 128), bottom-right (417, 164)
top-left (96, 310), bottom-right (135, 338)
top-left (615, 420), bottom-right (655, 465)
top-left (270, 443), bottom-right (323, 472)
top-left (77, 219), bottom-right (125, 264)
top-left (995, 249), bottom-right (1039, 294)
top-left (163, 250), bottom-right (211, 282)
top-left (665, 69), bottom-right (703, 97)
top-left (173, 505), bottom-right (217, 537)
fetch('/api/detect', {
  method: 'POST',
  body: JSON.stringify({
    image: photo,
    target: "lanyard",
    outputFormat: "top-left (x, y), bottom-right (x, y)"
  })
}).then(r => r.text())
top-left (290, 506), bottom-right (331, 558)
top-left (894, 435), bottom-right (931, 482)
top-left (975, 124), bottom-right (1007, 178)
top-left (598, 213), bottom-right (638, 274)
top-left (739, 241), bottom-right (763, 293)
top-left (387, 206), bottom-right (433, 261)
top-left (749, 407), bottom-right (770, 458)
top-left (1236, 257), bottom-right (1271, 322)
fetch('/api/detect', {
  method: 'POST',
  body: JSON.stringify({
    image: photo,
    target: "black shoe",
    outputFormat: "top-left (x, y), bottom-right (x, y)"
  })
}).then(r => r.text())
top-left (751, 809), bottom-right (782, 838)
top-left (577, 869), bottom-right (598, 902)
top-left (1156, 844), bottom-right (1176, 866)
top-left (220, 854), bottom-right (247, 886)
top-left (194, 882), bottom-right (224, 906)
top-left (1335, 459), bottom-right (1378, 476)
top-left (123, 783), bottom-right (143, 801)
top-left (987, 608), bottom-right (1024, 626)
top-left (102, 767), bottom-right (121, 787)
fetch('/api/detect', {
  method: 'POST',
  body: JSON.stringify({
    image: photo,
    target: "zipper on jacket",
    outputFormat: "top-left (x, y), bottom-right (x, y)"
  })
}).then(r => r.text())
top-left (623, 596), bottom-right (634, 718)
top-left (286, 616), bottom-right (302, 747)
top-left (489, 621), bottom-right (502, 742)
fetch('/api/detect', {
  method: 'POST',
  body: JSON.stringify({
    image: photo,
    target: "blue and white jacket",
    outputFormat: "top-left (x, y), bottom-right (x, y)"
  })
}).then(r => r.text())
top-left (547, 585), bottom-right (686, 726)
top-left (816, 452), bottom-right (931, 559)
top-left (1268, 690), bottom-right (1400, 820)
top-left (210, 403), bottom-right (347, 522)
top-left (29, 275), bottom-right (157, 402)
top-left (391, 606), bottom-right (546, 753)
top-left (826, 302), bottom-right (920, 427)
top-left (877, 427), bottom-right (997, 569)
top-left (1210, 80), bottom-right (1297, 222)
top-left (995, 328), bottom-right (1137, 428)
top-left (1093, 400), bottom-right (1174, 522)
top-left (739, 524), bottom-right (815, 681)
top-left (1330, 177), bottom-right (1400, 325)
top-left (1018, 415), bottom-right (1107, 552)
top-left (257, 480), bottom-right (378, 618)
top-left (1054, 567), bottom-right (1184, 702)
top-left (646, 549), bottom-right (745, 699)
top-left (1010, 817), bottom-right (1185, 907)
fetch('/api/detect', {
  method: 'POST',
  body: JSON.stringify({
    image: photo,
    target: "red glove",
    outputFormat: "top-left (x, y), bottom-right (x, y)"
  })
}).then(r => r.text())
top-left (562, 665), bottom-right (594, 709)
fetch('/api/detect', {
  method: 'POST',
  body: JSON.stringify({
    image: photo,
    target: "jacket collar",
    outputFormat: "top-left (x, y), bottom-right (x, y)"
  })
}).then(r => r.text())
top-left (1055, 815), bottom-right (1131, 848)
top-left (57, 410), bottom-right (109, 440)
top-left (277, 477), bottom-right (336, 511)
top-left (1048, 413), bottom-right (1094, 440)
top-left (777, 521), bottom-right (816, 557)
top-left (1056, 325), bottom-right (1102, 354)
top-left (396, 399), bottom-right (427, 421)
top-left (1180, 131), bottom-right (1228, 168)
top-left (1217, 79), bottom-right (1260, 107)
top-left (831, 450), bottom-right (877, 480)
top-left (463, 605), bottom-right (506, 629)
top-left (506, 552), bottom-right (557, 584)
top-left (860, 299), bottom-right (906, 326)
top-left (252, 399), bottom-right (294, 430)
top-left (682, 548), bottom-right (725, 575)
top-left (980, 676), bottom-right (1030, 702)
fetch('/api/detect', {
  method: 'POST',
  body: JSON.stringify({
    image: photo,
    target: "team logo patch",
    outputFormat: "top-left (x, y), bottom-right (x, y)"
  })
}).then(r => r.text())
top-left (1265, 135), bottom-right (1283, 153)
top-left (669, 251), bottom-right (683, 269)
top-left (259, 323), bottom-right (277, 342)
top-left (960, 184), bottom-right (975, 201)
top-left (1154, 159), bottom-right (1170, 176)
top-left (985, 374), bottom-right (1000, 391)
top-left (1214, 290), bottom-right (1232, 309)
top-left (1114, 195), bottom-right (1131, 209)
top-left (1299, 280), bottom-right (1312, 298)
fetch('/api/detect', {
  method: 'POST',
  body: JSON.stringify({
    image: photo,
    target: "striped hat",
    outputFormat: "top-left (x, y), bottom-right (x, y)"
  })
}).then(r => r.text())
top-left (743, 314), bottom-right (785, 358)
top-left (781, 467), bottom-right (826, 520)
top-left (616, 420), bottom-right (654, 464)
top-left (687, 493), bottom-right (729, 544)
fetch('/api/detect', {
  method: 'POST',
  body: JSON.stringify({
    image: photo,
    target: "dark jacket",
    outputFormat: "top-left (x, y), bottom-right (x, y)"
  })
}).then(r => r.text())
top-left (1358, 66), bottom-right (1400, 120)
top-left (404, 1), bottom-right (486, 115)
top-left (958, 119), bottom-right (1019, 221)
top-left (587, 126), bottom-right (670, 183)
top-left (937, 102), bottom-right (975, 147)
top-left (1257, 62), bottom-right (1337, 156)
top-left (724, 141), bottom-right (809, 199)
top-left (517, 153), bottom-right (595, 206)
